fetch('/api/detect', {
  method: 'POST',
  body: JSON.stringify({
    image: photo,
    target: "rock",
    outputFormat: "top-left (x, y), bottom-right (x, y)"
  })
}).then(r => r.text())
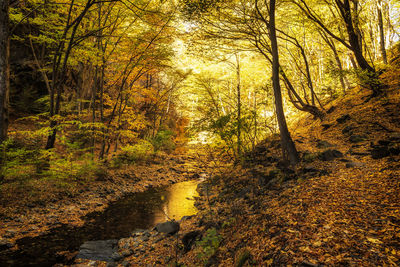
top-left (317, 140), bottom-right (333, 148)
top-left (337, 114), bottom-right (350, 123)
top-left (121, 249), bottom-right (134, 257)
top-left (111, 252), bottom-right (123, 261)
top-left (327, 106), bottom-right (336, 114)
top-left (319, 169), bottom-right (330, 176)
top-left (320, 149), bottom-right (343, 161)
top-left (155, 221), bottom-right (180, 235)
top-left (131, 229), bottom-right (145, 236)
top-left (0, 239), bottom-right (14, 250)
top-left (303, 167), bottom-right (319, 173)
top-left (322, 124), bottom-right (332, 130)
top-left (348, 149), bottom-right (370, 156)
top-left (371, 146), bottom-right (390, 159)
top-left (349, 134), bottom-right (367, 143)
top-left (303, 152), bottom-right (320, 163)
top-left (76, 239), bottom-right (119, 262)
top-left (378, 140), bottom-right (391, 146)
top-left (180, 215), bottom-right (193, 221)
top-left (342, 125), bottom-right (353, 134)
top-left (346, 162), bottom-right (365, 168)
top-left (191, 173), bottom-right (200, 179)
top-left (139, 235), bottom-right (149, 242)
top-left (389, 144), bottom-right (400, 155)
top-left (182, 231), bottom-right (201, 253)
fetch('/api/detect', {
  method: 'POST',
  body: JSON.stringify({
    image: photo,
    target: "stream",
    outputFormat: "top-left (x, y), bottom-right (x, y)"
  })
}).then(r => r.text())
top-left (0, 179), bottom-right (201, 267)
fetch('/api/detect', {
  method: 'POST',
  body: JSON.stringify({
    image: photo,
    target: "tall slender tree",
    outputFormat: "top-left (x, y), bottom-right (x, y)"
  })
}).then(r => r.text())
top-left (268, 0), bottom-right (299, 165)
top-left (0, 0), bottom-right (9, 142)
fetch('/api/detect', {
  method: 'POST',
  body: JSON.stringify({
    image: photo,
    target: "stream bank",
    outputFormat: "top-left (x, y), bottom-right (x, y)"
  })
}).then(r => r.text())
top-left (0, 147), bottom-right (214, 265)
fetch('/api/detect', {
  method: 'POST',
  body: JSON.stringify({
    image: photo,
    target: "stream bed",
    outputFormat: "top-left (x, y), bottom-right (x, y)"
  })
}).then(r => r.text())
top-left (0, 179), bottom-right (201, 266)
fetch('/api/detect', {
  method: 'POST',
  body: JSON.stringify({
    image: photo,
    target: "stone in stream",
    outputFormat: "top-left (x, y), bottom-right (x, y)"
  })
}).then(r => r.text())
top-left (76, 239), bottom-right (120, 262)
top-left (155, 221), bottom-right (180, 235)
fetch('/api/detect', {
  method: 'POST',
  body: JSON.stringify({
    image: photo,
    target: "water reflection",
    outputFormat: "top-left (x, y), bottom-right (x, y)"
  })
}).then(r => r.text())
top-left (154, 180), bottom-right (199, 224)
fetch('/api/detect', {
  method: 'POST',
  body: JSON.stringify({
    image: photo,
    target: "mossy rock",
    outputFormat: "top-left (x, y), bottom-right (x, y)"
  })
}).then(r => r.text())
top-left (303, 152), bottom-right (320, 163)
top-left (235, 249), bottom-right (251, 267)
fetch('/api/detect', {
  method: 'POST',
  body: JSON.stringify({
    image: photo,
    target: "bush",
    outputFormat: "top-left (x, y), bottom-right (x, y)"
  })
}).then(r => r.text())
top-left (112, 140), bottom-right (154, 166)
top-left (196, 227), bottom-right (222, 264)
top-left (151, 130), bottom-right (175, 153)
top-left (0, 139), bottom-right (41, 182)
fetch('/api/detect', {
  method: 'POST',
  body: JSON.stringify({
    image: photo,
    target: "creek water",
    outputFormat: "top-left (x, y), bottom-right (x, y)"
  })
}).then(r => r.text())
top-left (0, 179), bottom-right (201, 267)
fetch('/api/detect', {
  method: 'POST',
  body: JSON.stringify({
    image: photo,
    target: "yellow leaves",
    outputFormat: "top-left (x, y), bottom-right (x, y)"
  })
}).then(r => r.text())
top-left (264, 258), bottom-right (274, 266)
top-left (312, 240), bottom-right (322, 247)
top-left (299, 246), bottom-right (312, 253)
top-left (366, 237), bottom-right (383, 244)
top-left (385, 248), bottom-right (398, 256)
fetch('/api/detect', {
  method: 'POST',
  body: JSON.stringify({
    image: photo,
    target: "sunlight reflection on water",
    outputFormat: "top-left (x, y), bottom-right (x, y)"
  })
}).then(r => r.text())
top-left (153, 180), bottom-right (200, 224)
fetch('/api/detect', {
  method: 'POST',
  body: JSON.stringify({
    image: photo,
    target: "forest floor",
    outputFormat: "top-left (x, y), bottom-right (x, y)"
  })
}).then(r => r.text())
top-left (83, 75), bottom-right (400, 266)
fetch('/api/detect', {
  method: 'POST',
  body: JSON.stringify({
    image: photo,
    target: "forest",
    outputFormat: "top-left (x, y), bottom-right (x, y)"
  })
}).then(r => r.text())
top-left (0, 0), bottom-right (400, 266)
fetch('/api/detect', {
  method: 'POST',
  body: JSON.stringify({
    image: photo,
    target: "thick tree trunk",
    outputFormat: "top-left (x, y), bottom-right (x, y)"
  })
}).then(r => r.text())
top-left (0, 0), bottom-right (9, 143)
top-left (269, 0), bottom-right (299, 166)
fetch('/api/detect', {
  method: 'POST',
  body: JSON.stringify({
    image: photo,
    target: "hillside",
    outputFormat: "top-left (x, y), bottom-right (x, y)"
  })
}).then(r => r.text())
top-left (110, 73), bottom-right (400, 266)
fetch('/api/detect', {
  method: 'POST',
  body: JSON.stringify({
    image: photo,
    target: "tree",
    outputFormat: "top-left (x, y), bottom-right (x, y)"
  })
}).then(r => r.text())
top-left (294, 0), bottom-right (381, 94)
top-left (0, 0), bottom-right (9, 142)
top-left (268, 0), bottom-right (299, 165)
top-left (377, 0), bottom-right (388, 64)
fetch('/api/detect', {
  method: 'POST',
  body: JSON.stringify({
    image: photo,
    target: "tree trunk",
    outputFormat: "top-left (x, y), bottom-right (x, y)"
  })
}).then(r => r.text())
top-left (235, 53), bottom-right (241, 158)
top-left (269, 0), bottom-right (299, 166)
top-left (335, 0), bottom-right (374, 72)
top-left (0, 0), bottom-right (9, 142)
top-left (377, 0), bottom-right (388, 64)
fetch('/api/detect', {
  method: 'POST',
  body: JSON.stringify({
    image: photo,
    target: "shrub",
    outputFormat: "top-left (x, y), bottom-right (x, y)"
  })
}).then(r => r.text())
top-left (152, 130), bottom-right (175, 153)
top-left (196, 227), bottom-right (222, 264)
top-left (112, 140), bottom-right (154, 166)
top-left (0, 139), bottom-right (40, 182)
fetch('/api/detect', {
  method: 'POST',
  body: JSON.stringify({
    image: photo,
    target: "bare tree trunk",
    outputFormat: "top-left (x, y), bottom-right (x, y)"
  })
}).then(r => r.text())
top-left (336, 0), bottom-right (374, 73)
top-left (377, 0), bottom-right (388, 64)
top-left (0, 0), bottom-right (9, 142)
top-left (235, 53), bottom-right (241, 158)
top-left (269, 0), bottom-right (299, 166)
